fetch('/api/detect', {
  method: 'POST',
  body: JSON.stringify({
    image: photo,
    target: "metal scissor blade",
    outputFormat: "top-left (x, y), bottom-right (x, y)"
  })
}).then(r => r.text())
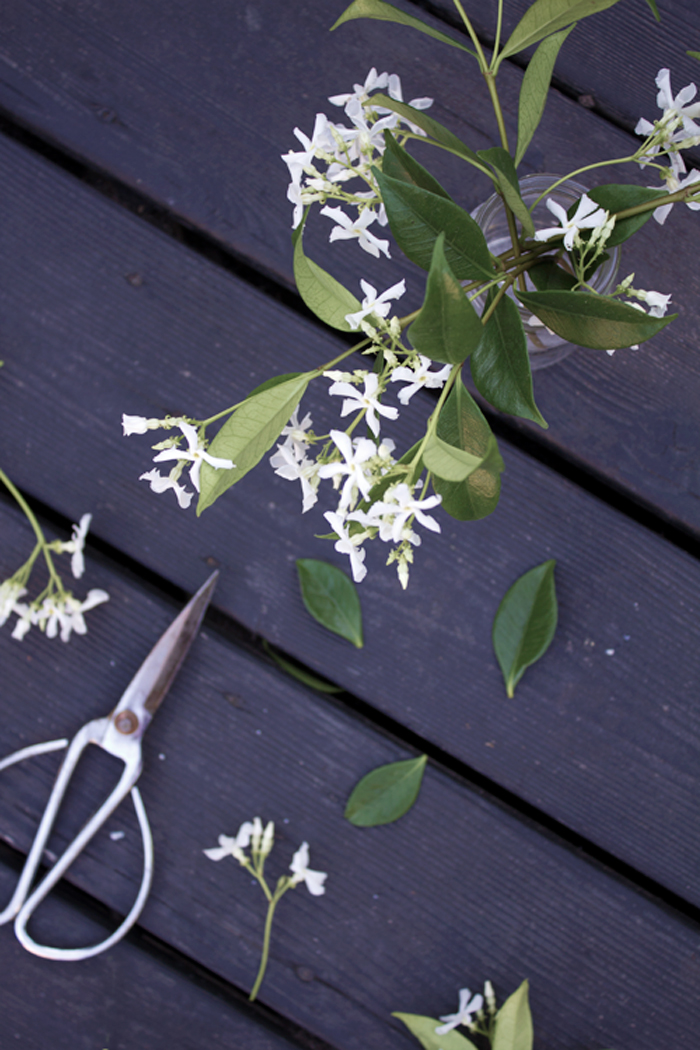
top-left (113, 571), bottom-right (218, 729)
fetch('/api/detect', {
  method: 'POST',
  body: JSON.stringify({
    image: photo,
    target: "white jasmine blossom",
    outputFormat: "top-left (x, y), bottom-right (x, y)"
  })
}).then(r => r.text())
top-left (289, 841), bottom-right (328, 896)
top-left (317, 431), bottom-right (378, 509)
top-left (390, 356), bottom-right (452, 404)
top-left (27, 589), bottom-right (110, 644)
top-left (269, 444), bottom-right (320, 512)
top-left (327, 372), bottom-right (398, 437)
top-left (59, 513), bottom-right (92, 579)
top-left (203, 821), bottom-right (255, 864)
top-left (655, 68), bottom-right (700, 136)
top-left (651, 165), bottom-right (700, 224)
top-left (0, 579), bottom-right (27, 626)
top-left (323, 510), bottom-right (369, 583)
top-left (366, 483), bottom-right (442, 544)
top-left (345, 278), bottom-right (406, 330)
top-left (435, 987), bottom-right (485, 1035)
top-left (139, 467), bottom-right (194, 509)
top-left (152, 420), bottom-right (234, 493)
top-left (320, 205), bottom-right (391, 258)
top-left (534, 194), bottom-right (609, 251)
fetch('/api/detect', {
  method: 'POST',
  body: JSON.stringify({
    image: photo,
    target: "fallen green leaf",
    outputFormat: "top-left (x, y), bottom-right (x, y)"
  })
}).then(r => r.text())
top-left (493, 561), bottom-right (557, 698)
top-left (345, 754), bottom-right (427, 825)
top-left (393, 1013), bottom-right (478, 1050)
top-left (296, 558), bottom-right (363, 647)
top-left (263, 641), bottom-right (344, 693)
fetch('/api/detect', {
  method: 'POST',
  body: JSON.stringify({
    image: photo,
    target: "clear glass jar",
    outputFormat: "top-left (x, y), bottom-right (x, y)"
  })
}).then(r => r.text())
top-left (471, 174), bottom-right (621, 369)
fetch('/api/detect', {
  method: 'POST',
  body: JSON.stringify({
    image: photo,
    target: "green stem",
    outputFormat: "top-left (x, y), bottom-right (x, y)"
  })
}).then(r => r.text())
top-left (452, 0), bottom-right (489, 70)
top-left (529, 154), bottom-right (639, 209)
top-left (0, 469), bottom-right (62, 588)
top-left (249, 889), bottom-right (283, 1002)
top-left (493, 0), bottom-right (504, 62)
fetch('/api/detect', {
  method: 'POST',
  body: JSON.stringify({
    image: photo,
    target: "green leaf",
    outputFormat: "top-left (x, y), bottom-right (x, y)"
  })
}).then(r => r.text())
top-left (515, 289), bottom-right (676, 350)
top-left (294, 227), bottom-right (361, 331)
top-left (262, 641), bottom-right (344, 694)
top-left (585, 184), bottom-right (667, 246)
top-left (493, 561), bottom-right (557, 698)
top-left (645, 0), bottom-right (661, 20)
top-left (688, 50), bottom-right (700, 61)
top-left (382, 131), bottom-right (453, 199)
top-left (498, 0), bottom-right (621, 64)
top-left (515, 26), bottom-right (576, 166)
top-left (423, 431), bottom-right (485, 482)
top-left (198, 373), bottom-right (313, 512)
top-left (296, 558), bottom-right (363, 648)
top-left (375, 169), bottom-right (494, 281)
top-left (331, 0), bottom-right (476, 56)
top-left (472, 291), bottom-right (547, 427)
top-left (370, 95), bottom-right (486, 170)
top-left (393, 1013), bottom-right (479, 1050)
top-left (528, 259), bottom-right (577, 291)
top-left (492, 980), bottom-right (534, 1050)
top-left (476, 148), bottom-right (535, 238)
top-left (408, 234), bottom-right (484, 364)
top-left (434, 375), bottom-right (503, 521)
top-left (345, 755), bottom-right (427, 826)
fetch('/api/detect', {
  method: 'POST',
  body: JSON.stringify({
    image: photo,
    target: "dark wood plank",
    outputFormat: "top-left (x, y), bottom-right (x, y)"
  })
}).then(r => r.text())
top-left (0, 134), bottom-right (698, 906)
top-left (0, 862), bottom-right (299, 1050)
top-left (1, 1), bottom-right (700, 532)
top-left (0, 502), bottom-right (698, 1050)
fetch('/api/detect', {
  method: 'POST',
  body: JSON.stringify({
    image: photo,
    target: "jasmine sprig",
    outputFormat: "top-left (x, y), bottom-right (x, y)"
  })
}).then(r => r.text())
top-left (204, 818), bottom-right (327, 1001)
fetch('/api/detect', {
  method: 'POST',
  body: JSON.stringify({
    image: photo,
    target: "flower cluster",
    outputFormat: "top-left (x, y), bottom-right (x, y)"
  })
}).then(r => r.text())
top-left (0, 507), bottom-right (109, 643)
top-left (282, 67), bottom-right (433, 254)
top-left (122, 415), bottom-right (234, 509)
top-left (204, 817), bottom-right (327, 1000)
top-left (269, 349), bottom-right (450, 589)
top-left (635, 68), bottom-right (700, 224)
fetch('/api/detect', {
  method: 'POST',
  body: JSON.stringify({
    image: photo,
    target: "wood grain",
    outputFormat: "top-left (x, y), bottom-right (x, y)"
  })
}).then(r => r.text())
top-left (0, 134), bottom-right (697, 906)
top-left (0, 502), bottom-right (698, 1050)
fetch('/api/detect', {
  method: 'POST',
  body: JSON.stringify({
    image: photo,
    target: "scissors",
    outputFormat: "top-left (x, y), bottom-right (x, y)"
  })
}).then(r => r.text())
top-left (0, 570), bottom-right (218, 961)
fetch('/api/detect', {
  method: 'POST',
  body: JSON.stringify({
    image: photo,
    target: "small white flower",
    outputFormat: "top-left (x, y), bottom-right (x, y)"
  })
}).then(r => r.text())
top-left (655, 68), bottom-right (700, 136)
top-left (345, 278), bottom-right (406, 330)
top-left (533, 194), bottom-right (609, 251)
top-left (269, 444), bottom-right (320, 512)
top-left (122, 414), bottom-right (167, 436)
top-left (327, 372), bottom-right (398, 438)
top-left (390, 356), bottom-right (452, 404)
top-left (0, 580), bottom-right (27, 627)
top-left (34, 589), bottom-right (109, 643)
top-left (152, 420), bottom-right (234, 493)
top-left (650, 166), bottom-right (700, 224)
top-left (320, 205), bottom-right (391, 258)
top-left (139, 468), bottom-right (194, 509)
top-left (278, 407), bottom-right (314, 459)
top-left (289, 841), bottom-right (327, 896)
top-left (317, 431), bottom-right (377, 510)
top-left (59, 513), bottom-right (92, 579)
top-left (435, 987), bottom-right (484, 1035)
top-left (203, 821), bottom-right (255, 864)
top-left (324, 510), bottom-right (369, 583)
top-left (366, 483), bottom-right (442, 544)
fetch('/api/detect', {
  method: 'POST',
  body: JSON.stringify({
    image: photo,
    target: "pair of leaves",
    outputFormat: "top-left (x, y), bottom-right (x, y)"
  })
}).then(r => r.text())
top-left (433, 375), bottom-right (504, 521)
top-left (297, 558), bottom-right (363, 648)
top-left (345, 754), bottom-right (427, 826)
top-left (395, 980), bottom-right (533, 1050)
top-left (515, 289), bottom-right (676, 350)
top-left (198, 372), bottom-right (313, 512)
top-left (493, 560), bottom-right (557, 698)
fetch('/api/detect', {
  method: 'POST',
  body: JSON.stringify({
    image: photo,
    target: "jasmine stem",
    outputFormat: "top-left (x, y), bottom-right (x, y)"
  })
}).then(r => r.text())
top-left (493, 0), bottom-right (504, 62)
top-left (529, 154), bottom-right (640, 209)
top-left (0, 468), bottom-right (62, 588)
top-left (249, 879), bottom-right (288, 1002)
top-left (452, 0), bottom-right (489, 70)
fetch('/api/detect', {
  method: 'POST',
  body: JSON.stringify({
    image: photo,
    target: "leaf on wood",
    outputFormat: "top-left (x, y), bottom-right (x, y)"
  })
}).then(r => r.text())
top-left (408, 234), bottom-right (483, 364)
top-left (198, 373), bottom-right (313, 512)
top-left (296, 558), bottom-right (363, 648)
top-left (498, 0), bottom-right (621, 65)
top-left (392, 1013), bottom-right (479, 1050)
top-left (515, 26), bottom-right (576, 166)
top-left (492, 980), bottom-right (534, 1050)
top-left (345, 755), bottom-right (427, 825)
top-left (262, 640), bottom-right (343, 693)
top-left (471, 290), bottom-right (547, 428)
top-left (331, 0), bottom-right (476, 56)
top-left (515, 289), bottom-right (676, 350)
top-left (493, 560), bottom-right (557, 698)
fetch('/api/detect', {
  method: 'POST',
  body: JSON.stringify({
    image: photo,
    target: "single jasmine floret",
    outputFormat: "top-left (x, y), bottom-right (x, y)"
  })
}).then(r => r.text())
top-left (345, 278), bottom-right (406, 330)
top-left (152, 420), bottom-right (234, 493)
top-left (323, 510), bottom-right (369, 583)
top-left (278, 407), bottom-right (314, 459)
top-left (289, 841), bottom-right (328, 896)
top-left (58, 513), bottom-right (92, 579)
top-left (533, 194), bottom-right (609, 251)
top-left (317, 431), bottom-right (378, 510)
top-left (269, 444), bottom-right (320, 513)
top-left (0, 579), bottom-right (27, 626)
top-left (320, 205), bottom-right (391, 258)
top-left (390, 356), bottom-right (452, 404)
top-left (327, 372), bottom-right (398, 438)
top-left (655, 68), bottom-right (700, 136)
top-left (139, 467), bottom-right (194, 510)
top-left (203, 821), bottom-right (255, 864)
top-left (435, 987), bottom-right (485, 1035)
top-left (650, 164), bottom-right (700, 224)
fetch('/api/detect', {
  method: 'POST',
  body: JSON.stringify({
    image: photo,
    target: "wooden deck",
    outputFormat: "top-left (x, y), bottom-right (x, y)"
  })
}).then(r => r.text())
top-left (0, 2), bottom-right (698, 1047)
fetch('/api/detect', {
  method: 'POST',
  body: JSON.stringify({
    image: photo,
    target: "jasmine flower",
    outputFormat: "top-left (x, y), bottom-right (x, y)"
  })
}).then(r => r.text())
top-left (435, 987), bottom-right (484, 1035)
top-left (289, 841), bottom-right (328, 896)
top-left (320, 205), bottom-right (391, 258)
top-left (534, 194), bottom-right (609, 251)
top-left (152, 420), bottom-right (234, 493)
top-left (390, 356), bottom-right (452, 404)
top-left (327, 372), bottom-right (398, 438)
top-left (344, 278), bottom-right (406, 330)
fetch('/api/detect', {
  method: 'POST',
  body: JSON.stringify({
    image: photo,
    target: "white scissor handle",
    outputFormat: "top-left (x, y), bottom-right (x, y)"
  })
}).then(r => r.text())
top-left (0, 727), bottom-right (154, 960)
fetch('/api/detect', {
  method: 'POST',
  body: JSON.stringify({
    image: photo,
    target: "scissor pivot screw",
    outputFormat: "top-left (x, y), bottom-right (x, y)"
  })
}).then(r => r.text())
top-left (114, 710), bottom-right (139, 734)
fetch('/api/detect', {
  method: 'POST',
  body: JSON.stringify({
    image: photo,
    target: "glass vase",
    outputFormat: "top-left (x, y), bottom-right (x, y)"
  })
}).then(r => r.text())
top-left (471, 174), bottom-right (621, 370)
